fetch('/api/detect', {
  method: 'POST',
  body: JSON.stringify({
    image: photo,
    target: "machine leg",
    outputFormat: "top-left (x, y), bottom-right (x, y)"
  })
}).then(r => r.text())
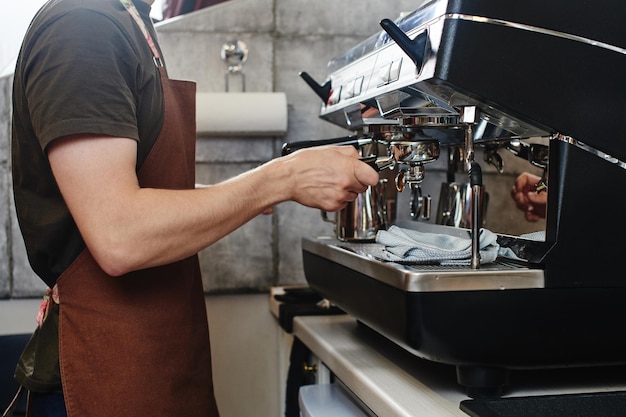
top-left (456, 366), bottom-right (509, 398)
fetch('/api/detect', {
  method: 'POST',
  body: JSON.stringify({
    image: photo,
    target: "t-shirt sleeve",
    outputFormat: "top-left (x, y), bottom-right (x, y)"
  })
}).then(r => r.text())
top-left (24, 9), bottom-right (143, 150)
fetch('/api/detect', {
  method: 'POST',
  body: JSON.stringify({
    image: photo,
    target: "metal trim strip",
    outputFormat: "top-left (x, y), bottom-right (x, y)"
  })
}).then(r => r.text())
top-left (302, 237), bottom-right (545, 292)
top-left (554, 134), bottom-right (626, 169)
top-left (448, 14), bottom-right (626, 55)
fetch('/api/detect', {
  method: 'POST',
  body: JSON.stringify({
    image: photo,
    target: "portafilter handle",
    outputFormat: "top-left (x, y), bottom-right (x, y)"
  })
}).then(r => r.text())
top-left (281, 135), bottom-right (361, 155)
top-left (282, 137), bottom-right (395, 172)
top-left (360, 155), bottom-right (396, 172)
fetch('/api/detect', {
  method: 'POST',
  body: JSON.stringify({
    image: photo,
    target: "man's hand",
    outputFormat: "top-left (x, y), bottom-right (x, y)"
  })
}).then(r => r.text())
top-left (511, 172), bottom-right (547, 222)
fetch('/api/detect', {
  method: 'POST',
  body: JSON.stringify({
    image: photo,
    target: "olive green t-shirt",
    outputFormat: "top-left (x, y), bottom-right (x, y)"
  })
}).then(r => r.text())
top-left (12, 0), bottom-right (164, 289)
top-left (11, 0), bottom-right (165, 392)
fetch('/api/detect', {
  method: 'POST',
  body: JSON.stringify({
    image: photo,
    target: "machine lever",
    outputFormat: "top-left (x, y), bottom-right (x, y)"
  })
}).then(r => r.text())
top-left (299, 71), bottom-right (332, 104)
top-left (379, 19), bottom-right (429, 73)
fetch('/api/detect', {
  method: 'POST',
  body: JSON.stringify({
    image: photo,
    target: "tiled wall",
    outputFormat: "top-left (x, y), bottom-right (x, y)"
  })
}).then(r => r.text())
top-left (0, 0), bottom-right (545, 298)
top-left (0, 75), bottom-right (10, 297)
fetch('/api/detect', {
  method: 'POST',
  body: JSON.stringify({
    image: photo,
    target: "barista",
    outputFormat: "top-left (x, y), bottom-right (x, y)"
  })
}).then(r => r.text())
top-left (9, 0), bottom-right (379, 416)
top-left (511, 172), bottom-right (547, 221)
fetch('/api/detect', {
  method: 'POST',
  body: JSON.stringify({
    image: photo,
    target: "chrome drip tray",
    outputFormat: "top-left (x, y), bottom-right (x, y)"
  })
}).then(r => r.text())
top-left (301, 234), bottom-right (626, 395)
top-left (302, 237), bottom-right (544, 293)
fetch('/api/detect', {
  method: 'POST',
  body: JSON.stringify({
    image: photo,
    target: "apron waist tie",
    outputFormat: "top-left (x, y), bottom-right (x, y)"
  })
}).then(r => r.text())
top-left (1, 385), bottom-right (24, 417)
top-left (37, 284), bottom-right (59, 329)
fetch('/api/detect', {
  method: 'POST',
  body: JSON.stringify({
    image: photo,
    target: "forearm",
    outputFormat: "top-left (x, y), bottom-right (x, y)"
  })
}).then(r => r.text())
top-left (87, 161), bottom-right (288, 276)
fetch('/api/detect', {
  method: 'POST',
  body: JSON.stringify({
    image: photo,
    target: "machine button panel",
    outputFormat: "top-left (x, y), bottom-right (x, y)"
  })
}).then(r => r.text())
top-left (389, 58), bottom-right (403, 82)
top-left (341, 76), bottom-right (365, 101)
top-left (342, 80), bottom-right (356, 100)
top-left (377, 59), bottom-right (403, 86)
top-left (353, 76), bottom-right (364, 96)
top-left (377, 63), bottom-right (392, 86)
top-left (328, 86), bottom-right (342, 105)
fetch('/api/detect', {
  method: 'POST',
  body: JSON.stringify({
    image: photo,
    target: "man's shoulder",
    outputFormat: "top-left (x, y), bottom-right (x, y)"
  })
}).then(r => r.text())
top-left (31, 0), bottom-right (126, 29)
top-left (42, 0), bottom-right (123, 13)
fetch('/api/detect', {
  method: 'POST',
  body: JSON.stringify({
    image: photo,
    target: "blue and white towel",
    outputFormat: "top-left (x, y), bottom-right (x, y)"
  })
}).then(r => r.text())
top-left (374, 225), bottom-right (501, 265)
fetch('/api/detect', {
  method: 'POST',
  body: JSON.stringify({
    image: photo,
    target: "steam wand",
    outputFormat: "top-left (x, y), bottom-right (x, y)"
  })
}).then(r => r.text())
top-left (460, 106), bottom-right (482, 269)
top-left (468, 161), bottom-right (483, 269)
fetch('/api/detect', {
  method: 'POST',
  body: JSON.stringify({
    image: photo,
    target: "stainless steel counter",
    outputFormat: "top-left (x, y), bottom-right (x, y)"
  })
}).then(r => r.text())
top-left (293, 315), bottom-right (626, 417)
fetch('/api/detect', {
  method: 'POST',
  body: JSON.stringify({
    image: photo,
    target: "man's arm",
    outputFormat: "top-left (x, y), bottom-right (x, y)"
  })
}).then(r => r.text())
top-left (47, 134), bottom-right (378, 276)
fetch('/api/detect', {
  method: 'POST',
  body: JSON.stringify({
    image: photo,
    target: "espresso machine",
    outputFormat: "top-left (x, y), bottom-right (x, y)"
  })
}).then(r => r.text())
top-left (297, 0), bottom-right (626, 398)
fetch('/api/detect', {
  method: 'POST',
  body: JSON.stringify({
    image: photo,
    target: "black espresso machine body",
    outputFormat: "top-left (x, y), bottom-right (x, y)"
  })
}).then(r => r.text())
top-left (431, 5), bottom-right (626, 288)
top-left (298, 0), bottom-right (626, 397)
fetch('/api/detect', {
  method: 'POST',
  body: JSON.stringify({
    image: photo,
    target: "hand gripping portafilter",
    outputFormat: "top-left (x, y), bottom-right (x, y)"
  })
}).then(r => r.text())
top-left (281, 137), bottom-right (398, 241)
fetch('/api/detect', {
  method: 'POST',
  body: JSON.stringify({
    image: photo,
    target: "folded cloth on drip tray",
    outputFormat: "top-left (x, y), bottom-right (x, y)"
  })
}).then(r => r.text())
top-left (374, 225), bottom-right (500, 265)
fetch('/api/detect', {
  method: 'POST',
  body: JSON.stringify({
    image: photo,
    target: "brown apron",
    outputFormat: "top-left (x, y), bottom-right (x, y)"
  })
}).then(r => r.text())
top-left (54, 5), bottom-right (219, 416)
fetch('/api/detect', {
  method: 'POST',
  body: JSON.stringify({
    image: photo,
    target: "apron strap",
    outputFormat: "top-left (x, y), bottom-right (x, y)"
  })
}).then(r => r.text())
top-left (119, 0), bottom-right (164, 67)
top-left (36, 284), bottom-right (59, 328)
top-left (1, 386), bottom-right (25, 417)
